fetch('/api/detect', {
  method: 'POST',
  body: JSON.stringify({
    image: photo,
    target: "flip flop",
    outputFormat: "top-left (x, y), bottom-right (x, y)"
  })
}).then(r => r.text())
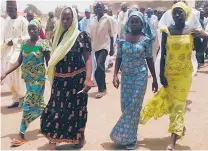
top-left (11, 139), bottom-right (27, 147)
top-left (95, 92), bottom-right (107, 99)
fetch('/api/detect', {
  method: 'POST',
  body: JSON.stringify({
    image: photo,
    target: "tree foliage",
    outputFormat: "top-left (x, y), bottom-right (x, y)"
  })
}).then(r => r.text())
top-left (24, 4), bottom-right (42, 16)
top-left (55, 5), bottom-right (67, 19)
top-left (195, 0), bottom-right (208, 9)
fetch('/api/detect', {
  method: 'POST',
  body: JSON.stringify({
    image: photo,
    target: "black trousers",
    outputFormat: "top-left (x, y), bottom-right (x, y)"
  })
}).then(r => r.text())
top-left (196, 53), bottom-right (204, 64)
top-left (95, 49), bottom-right (108, 92)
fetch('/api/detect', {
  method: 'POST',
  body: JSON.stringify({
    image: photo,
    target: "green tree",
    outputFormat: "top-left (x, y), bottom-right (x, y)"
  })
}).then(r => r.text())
top-left (24, 4), bottom-right (42, 16)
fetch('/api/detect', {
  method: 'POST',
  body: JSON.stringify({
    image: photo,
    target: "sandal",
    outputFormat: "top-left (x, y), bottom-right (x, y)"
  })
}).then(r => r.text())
top-left (167, 145), bottom-right (174, 150)
top-left (72, 139), bottom-right (86, 149)
top-left (11, 139), bottom-right (27, 147)
top-left (95, 92), bottom-right (107, 99)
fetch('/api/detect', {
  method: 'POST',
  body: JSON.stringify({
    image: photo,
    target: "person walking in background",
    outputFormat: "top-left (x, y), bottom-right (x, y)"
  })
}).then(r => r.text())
top-left (45, 11), bottom-right (57, 44)
top-left (87, 2), bottom-right (114, 99)
top-left (118, 3), bottom-right (129, 37)
top-left (3, 0), bottom-right (29, 109)
top-left (110, 11), bottom-right (158, 150)
top-left (146, 8), bottom-right (158, 25)
top-left (41, 7), bottom-right (92, 149)
top-left (1, 19), bottom-right (50, 147)
top-left (140, 2), bottom-right (206, 150)
top-left (26, 11), bottom-right (46, 40)
top-left (79, 8), bottom-right (91, 32)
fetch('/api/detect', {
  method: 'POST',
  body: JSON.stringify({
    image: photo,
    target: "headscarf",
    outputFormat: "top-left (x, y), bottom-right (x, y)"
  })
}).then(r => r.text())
top-left (47, 7), bottom-right (80, 85)
top-left (122, 11), bottom-right (155, 41)
top-left (6, 0), bottom-right (17, 9)
top-left (126, 11), bottom-right (145, 33)
top-left (171, 2), bottom-right (191, 20)
top-left (29, 19), bottom-right (41, 29)
top-left (146, 8), bottom-right (153, 13)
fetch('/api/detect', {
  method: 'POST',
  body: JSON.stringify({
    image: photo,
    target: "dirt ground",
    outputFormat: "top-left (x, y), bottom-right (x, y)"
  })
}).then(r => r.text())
top-left (1, 61), bottom-right (208, 150)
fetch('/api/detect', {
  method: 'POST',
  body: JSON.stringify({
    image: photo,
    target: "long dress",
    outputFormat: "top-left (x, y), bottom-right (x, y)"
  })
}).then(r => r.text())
top-left (20, 40), bottom-right (49, 134)
top-left (41, 32), bottom-right (91, 144)
top-left (110, 36), bottom-right (152, 145)
top-left (140, 28), bottom-right (193, 137)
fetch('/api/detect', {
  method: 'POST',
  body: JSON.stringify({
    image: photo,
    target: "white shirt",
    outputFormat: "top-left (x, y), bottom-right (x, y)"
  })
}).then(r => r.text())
top-left (0, 17), bottom-right (5, 45)
top-left (87, 14), bottom-right (114, 52)
top-left (158, 8), bottom-right (202, 30)
top-left (117, 10), bottom-right (128, 36)
top-left (4, 16), bottom-right (29, 63)
top-left (79, 17), bottom-right (91, 32)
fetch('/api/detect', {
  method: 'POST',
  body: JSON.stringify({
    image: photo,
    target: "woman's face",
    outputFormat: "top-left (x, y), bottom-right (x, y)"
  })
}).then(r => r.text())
top-left (128, 16), bottom-right (143, 33)
top-left (28, 24), bottom-right (39, 39)
top-left (61, 8), bottom-right (73, 30)
top-left (172, 8), bottom-right (186, 25)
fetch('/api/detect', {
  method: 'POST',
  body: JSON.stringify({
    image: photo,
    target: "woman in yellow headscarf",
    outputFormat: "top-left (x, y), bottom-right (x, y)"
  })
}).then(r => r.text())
top-left (40, 7), bottom-right (92, 149)
top-left (140, 2), bottom-right (205, 150)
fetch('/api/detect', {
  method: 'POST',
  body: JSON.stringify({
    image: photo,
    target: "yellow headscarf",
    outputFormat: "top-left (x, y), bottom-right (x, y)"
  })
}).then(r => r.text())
top-left (29, 19), bottom-right (41, 29)
top-left (171, 2), bottom-right (191, 20)
top-left (47, 7), bottom-right (80, 85)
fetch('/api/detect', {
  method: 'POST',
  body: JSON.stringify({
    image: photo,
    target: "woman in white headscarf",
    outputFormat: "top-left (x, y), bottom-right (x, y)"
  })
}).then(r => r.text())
top-left (41, 7), bottom-right (92, 149)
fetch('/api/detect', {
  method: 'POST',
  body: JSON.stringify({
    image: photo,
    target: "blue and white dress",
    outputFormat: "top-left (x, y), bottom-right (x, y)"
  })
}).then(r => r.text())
top-left (110, 36), bottom-right (153, 145)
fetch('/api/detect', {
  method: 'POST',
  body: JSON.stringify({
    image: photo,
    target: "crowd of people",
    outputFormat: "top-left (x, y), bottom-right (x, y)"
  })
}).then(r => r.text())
top-left (1, 0), bottom-right (208, 150)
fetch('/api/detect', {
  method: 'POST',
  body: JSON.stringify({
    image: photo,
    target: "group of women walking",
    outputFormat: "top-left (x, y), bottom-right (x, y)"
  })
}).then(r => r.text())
top-left (1, 1), bottom-right (206, 150)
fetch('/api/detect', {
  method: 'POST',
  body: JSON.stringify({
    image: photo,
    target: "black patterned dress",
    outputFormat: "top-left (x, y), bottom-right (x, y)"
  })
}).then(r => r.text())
top-left (41, 32), bottom-right (91, 144)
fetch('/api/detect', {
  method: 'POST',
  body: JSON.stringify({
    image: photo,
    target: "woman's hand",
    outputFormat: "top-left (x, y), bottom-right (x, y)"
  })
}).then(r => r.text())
top-left (160, 75), bottom-right (168, 88)
top-left (1, 72), bottom-right (7, 81)
top-left (83, 80), bottom-right (92, 93)
top-left (113, 75), bottom-right (120, 89)
top-left (152, 78), bottom-right (158, 93)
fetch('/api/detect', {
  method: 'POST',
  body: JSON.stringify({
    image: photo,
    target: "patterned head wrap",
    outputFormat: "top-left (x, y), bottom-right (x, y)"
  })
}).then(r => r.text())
top-left (171, 2), bottom-right (191, 20)
top-left (29, 19), bottom-right (41, 29)
top-left (126, 11), bottom-right (145, 33)
top-left (6, 0), bottom-right (17, 9)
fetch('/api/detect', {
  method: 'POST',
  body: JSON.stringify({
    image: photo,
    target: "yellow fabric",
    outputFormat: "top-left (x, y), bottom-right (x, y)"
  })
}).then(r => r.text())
top-left (47, 7), bottom-right (80, 85)
top-left (140, 27), bottom-right (193, 136)
top-left (171, 2), bottom-right (191, 20)
top-left (29, 19), bottom-right (41, 29)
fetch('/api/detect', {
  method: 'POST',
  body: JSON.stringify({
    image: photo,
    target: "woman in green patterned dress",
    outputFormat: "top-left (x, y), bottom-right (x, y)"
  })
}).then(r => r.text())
top-left (1, 19), bottom-right (50, 147)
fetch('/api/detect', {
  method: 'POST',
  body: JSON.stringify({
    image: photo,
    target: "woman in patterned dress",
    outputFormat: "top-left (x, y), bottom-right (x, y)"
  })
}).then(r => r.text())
top-left (140, 2), bottom-right (205, 150)
top-left (110, 11), bottom-right (158, 150)
top-left (40, 7), bottom-right (92, 150)
top-left (1, 19), bottom-right (50, 147)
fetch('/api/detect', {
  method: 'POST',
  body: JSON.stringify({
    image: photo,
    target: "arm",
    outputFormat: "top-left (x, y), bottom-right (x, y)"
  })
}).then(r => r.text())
top-left (160, 32), bottom-right (168, 87)
top-left (43, 51), bottom-right (50, 67)
top-left (113, 41), bottom-right (122, 89)
top-left (146, 58), bottom-right (157, 80)
top-left (2, 52), bottom-right (23, 80)
top-left (108, 17), bottom-right (115, 56)
top-left (83, 49), bottom-right (92, 82)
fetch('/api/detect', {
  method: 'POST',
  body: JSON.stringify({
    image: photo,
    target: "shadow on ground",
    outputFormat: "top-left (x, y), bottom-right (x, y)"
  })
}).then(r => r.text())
top-left (1, 129), bottom-right (43, 148)
top-left (0, 92), bottom-right (12, 97)
top-left (1, 105), bottom-right (21, 115)
top-left (101, 137), bottom-right (191, 150)
top-left (37, 143), bottom-right (81, 150)
top-left (139, 137), bottom-right (191, 150)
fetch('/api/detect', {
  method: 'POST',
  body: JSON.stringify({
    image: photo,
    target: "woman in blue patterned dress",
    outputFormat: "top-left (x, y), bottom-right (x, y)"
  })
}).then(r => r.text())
top-left (1, 19), bottom-right (50, 147)
top-left (110, 11), bottom-right (158, 150)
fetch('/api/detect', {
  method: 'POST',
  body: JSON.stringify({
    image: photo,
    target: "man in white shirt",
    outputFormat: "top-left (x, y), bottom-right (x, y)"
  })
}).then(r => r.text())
top-left (117, 3), bottom-right (128, 37)
top-left (146, 8), bottom-right (158, 25)
top-left (3, 0), bottom-right (28, 108)
top-left (79, 8), bottom-right (91, 32)
top-left (87, 2), bottom-right (114, 98)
